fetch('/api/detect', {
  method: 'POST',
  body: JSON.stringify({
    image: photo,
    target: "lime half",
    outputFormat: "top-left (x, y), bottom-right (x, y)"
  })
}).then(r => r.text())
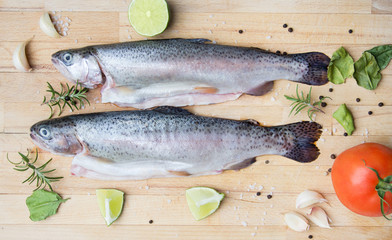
top-left (128, 0), bottom-right (169, 37)
top-left (186, 187), bottom-right (225, 220)
top-left (96, 189), bottom-right (124, 226)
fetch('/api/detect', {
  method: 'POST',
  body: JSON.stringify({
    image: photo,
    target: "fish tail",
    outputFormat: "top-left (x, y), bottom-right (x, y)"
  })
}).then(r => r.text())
top-left (293, 52), bottom-right (330, 86)
top-left (281, 121), bottom-right (322, 163)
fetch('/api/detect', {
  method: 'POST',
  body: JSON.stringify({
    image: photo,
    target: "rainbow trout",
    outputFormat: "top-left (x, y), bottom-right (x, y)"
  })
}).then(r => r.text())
top-left (51, 39), bottom-right (330, 109)
top-left (30, 107), bottom-right (322, 180)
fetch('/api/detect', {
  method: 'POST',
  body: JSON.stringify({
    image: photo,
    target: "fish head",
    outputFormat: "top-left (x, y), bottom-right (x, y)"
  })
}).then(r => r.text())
top-left (30, 119), bottom-right (83, 156)
top-left (51, 48), bottom-right (103, 88)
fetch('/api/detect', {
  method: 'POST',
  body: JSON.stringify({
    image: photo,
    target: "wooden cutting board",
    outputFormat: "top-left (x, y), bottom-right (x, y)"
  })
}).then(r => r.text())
top-left (1, 0), bottom-right (392, 239)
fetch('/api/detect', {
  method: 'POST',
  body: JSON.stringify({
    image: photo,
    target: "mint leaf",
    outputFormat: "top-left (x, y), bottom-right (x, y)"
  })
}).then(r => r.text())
top-left (353, 52), bottom-right (381, 90)
top-left (327, 47), bottom-right (354, 84)
top-left (366, 45), bottom-right (392, 70)
top-left (333, 104), bottom-right (355, 135)
top-left (26, 189), bottom-right (69, 221)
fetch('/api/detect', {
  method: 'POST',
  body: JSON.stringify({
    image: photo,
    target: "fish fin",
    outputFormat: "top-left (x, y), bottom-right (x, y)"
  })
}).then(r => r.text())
top-left (184, 38), bottom-right (212, 44)
top-left (153, 106), bottom-right (193, 115)
top-left (293, 52), bottom-right (330, 86)
top-left (194, 86), bottom-right (218, 94)
top-left (246, 81), bottom-right (274, 96)
top-left (244, 119), bottom-right (260, 126)
top-left (225, 157), bottom-right (257, 171)
top-left (168, 170), bottom-right (191, 176)
top-left (281, 121), bottom-right (322, 163)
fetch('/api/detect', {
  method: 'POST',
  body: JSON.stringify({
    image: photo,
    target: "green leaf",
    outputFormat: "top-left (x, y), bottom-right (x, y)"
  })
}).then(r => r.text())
top-left (333, 104), bottom-right (355, 135)
top-left (366, 45), bottom-right (392, 70)
top-left (327, 47), bottom-right (354, 84)
top-left (353, 52), bottom-right (381, 90)
top-left (26, 189), bottom-right (69, 221)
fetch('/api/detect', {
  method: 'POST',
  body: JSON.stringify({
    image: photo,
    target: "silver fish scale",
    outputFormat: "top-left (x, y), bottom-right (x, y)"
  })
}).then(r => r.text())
top-left (92, 39), bottom-right (306, 90)
top-left (68, 110), bottom-right (283, 172)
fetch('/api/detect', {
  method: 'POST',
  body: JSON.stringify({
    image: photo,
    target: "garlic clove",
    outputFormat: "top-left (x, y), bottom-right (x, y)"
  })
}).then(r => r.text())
top-left (39, 12), bottom-right (61, 38)
top-left (13, 39), bottom-right (32, 72)
top-left (306, 206), bottom-right (332, 229)
top-left (283, 212), bottom-right (310, 232)
top-left (296, 190), bottom-right (328, 209)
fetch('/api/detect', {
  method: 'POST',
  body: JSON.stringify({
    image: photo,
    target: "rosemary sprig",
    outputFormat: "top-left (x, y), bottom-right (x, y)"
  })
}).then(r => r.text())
top-left (284, 85), bottom-right (331, 121)
top-left (42, 81), bottom-right (90, 119)
top-left (7, 150), bottom-right (63, 191)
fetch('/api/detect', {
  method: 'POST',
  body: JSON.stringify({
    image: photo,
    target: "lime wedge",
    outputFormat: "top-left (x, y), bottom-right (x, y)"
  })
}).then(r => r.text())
top-left (96, 189), bottom-right (124, 226)
top-left (128, 0), bottom-right (169, 37)
top-left (186, 187), bottom-right (225, 220)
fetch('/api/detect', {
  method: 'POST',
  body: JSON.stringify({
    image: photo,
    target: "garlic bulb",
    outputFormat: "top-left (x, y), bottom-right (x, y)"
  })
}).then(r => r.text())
top-left (283, 212), bottom-right (310, 232)
top-left (306, 206), bottom-right (332, 229)
top-left (39, 12), bottom-right (61, 38)
top-left (296, 190), bottom-right (328, 209)
top-left (13, 40), bottom-right (32, 72)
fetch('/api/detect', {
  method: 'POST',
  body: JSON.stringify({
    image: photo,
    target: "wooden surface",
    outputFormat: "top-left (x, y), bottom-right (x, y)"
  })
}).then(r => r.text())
top-left (1, 0), bottom-right (392, 239)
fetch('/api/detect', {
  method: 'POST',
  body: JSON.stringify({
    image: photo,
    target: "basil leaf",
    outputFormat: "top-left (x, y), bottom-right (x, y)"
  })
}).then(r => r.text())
top-left (327, 47), bottom-right (354, 84)
top-left (353, 52), bottom-right (381, 90)
top-left (26, 189), bottom-right (69, 221)
top-left (333, 104), bottom-right (355, 135)
top-left (366, 45), bottom-right (392, 70)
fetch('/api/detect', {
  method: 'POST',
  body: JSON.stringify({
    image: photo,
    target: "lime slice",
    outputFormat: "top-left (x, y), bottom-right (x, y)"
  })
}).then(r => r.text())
top-left (128, 0), bottom-right (169, 37)
top-left (96, 189), bottom-right (124, 226)
top-left (186, 187), bottom-right (225, 220)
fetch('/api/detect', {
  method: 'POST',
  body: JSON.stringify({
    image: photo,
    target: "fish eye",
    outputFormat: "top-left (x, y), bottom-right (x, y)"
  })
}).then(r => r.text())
top-left (39, 127), bottom-right (51, 139)
top-left (63, 53), bottom-right (73, 64)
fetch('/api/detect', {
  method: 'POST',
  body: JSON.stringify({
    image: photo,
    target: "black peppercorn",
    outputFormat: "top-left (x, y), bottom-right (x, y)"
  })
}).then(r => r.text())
top-left (267, 194), bottom-right (272, 199)
top-left (276, 50), bottom-right (281, 54)
top-left (378, 102), bottom-right (384, 107)
top-left (330, 154), bottom-right (336, 159)
top-left (265, 160), bottom-right (270, 164)
top-left (348, 29), bottom-right (353, 34)
top-left (321, 102), bottom-right (327, 107)
top-left (308, 235), bottom-right (313, 239)
top-left (238, 29), bottom-right (243, 34)
top-left (282, 52), bottom-right (287, 55)
top-left (329, 88), bottom-right (333, 92)
top-left (64, 96), bottom-right (71, 101)
top-left (283, 24), bottom-right (288, 28)
top-left (149, 220), bottom-right (153, 224)
top-left (288, 27), bottom-right (293, 32)
top-left (319, 95), bottom-right (324, 100)
top-left (328, 168), bottom-right (332, 172)
top-left (344, 132), bottom-right (348, 136)
top-left (356, 98), bottom-right (360, 102)
top-left (256, 192), bottom-right (261, 196)
top-left (368, 111), bottom-right (373, 115)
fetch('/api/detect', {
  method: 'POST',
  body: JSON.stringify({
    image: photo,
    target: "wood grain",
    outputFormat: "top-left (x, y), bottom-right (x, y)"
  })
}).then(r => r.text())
top-left (1, 0), bottom-right (392, 240)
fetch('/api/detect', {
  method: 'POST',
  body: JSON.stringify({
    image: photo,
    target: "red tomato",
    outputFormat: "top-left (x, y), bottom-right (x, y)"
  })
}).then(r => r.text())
top-left (331, 143), bottom-right (392, 217)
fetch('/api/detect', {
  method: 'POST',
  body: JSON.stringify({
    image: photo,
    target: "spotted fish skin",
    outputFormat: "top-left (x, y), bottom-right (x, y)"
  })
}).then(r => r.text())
top-left (30, 107), bottom-right (322, 180)
top-left (51, 39), bottom-right (330, 109)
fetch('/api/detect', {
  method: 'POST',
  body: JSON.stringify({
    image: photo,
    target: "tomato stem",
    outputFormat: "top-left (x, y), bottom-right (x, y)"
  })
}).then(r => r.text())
top-left (363, 160), bottom-right (392, 220)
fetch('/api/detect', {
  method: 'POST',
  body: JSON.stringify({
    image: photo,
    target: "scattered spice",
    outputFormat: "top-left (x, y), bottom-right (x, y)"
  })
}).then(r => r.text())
top-left (344, 132), bottom-right (348, 136)
top-left (149, 220), bottom-right (153, 224)
top-left (330, 154), bottom-right (336, 159)
top-left (238, 29), bottom-right (243, 34)
top-left (356, 98), bottom-right (360, 102)
top-left (265, 160), bottom-right (270, 164)
top-left (267, 194), bottom-right (273, 199)
top-left (321, 102), bottom-right (327, 107)
top-left (378, 102), bottom-right (384, 107)
top-left (348, 29), bottom-right (353, 34)
top-left (329, 88), bottom-right (334, 92)
top-left (368, 111), bottom-right (373, 115)
top-left (288, 27), bottom-right (293, 33)
top-left (283, 23), bottom-right (288, 28)
top-left (256, 192), bottom-right (261, 196)
top-left (276, 50), bottom-right (281, 54)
